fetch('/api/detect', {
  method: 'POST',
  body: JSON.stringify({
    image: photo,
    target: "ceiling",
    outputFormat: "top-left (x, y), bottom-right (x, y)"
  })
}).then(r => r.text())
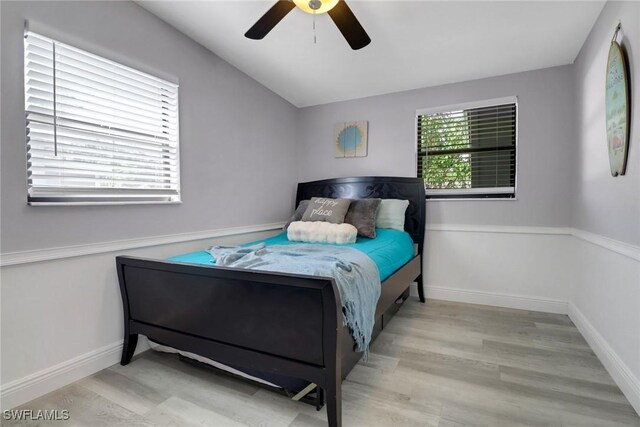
top-left (138, 1), bottom-right (605, 107)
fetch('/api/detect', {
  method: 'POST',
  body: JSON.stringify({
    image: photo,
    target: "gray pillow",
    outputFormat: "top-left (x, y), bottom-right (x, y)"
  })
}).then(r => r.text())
top-left (301, 197), bottom-right (351, 224)
top-left (344, 198), bottom-right (381, 239)
top-left (283, 200), bottom-right (309, 230)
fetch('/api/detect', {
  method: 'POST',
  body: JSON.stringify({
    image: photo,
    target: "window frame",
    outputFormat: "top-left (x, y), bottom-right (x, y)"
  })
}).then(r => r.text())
top-left (23, 31), bottom-right (181, 206)
top-left (415, 96), bottom-right (518, 201)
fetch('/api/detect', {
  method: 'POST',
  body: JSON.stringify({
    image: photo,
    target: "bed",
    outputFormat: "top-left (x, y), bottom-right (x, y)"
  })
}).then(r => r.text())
top-left (116, 176), bottom-right (426, 427)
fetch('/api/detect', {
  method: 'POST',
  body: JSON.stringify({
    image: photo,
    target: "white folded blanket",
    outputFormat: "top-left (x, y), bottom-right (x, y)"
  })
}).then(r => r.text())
top-left (287, 221), bottom-right (358, 245)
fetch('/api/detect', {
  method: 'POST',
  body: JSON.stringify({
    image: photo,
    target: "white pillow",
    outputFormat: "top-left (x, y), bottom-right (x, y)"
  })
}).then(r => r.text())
top-left (287, 221), bottom-right (357, 245)
top-left (375, 199), bottom-right (409, 231)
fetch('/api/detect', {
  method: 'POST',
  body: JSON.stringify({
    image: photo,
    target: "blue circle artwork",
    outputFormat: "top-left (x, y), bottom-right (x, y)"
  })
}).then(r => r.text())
top-left (337, 125), bottom-right (362, 155)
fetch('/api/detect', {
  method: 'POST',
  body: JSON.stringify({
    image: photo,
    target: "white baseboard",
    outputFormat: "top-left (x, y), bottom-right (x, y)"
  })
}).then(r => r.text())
top-left (0, 338), bottom-right (149, 411)
top-left (568, 302), bottom-right (640, 416)
top-left (424, 285), bottom-right (568, 314)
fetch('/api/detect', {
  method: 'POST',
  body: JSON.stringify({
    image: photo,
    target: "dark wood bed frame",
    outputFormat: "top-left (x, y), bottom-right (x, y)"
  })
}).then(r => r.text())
top-left (116, 176), bottom-right (426, 427)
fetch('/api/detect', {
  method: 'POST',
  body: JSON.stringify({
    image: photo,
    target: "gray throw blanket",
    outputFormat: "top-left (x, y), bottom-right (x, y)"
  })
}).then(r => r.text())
top-left (208, 243), bottom-right (381, 355)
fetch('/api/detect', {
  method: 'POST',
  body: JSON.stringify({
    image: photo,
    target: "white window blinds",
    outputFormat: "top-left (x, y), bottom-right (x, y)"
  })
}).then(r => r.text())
top-left (24, 32), bottom-right (180, 205)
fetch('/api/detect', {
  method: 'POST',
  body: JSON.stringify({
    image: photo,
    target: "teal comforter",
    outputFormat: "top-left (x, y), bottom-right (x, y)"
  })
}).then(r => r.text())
top-left (169, 228), bottom-right (415, 282)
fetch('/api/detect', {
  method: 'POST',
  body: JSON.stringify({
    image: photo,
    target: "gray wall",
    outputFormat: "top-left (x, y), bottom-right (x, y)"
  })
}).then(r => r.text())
top-left (569, 3), bottom-right (640, 409)
top-left (0, 1), bottom-right (298, 253)
top-left (572, 1), bottom-right (640, 246)
top-left (295, 66), bottom-right (576, 227)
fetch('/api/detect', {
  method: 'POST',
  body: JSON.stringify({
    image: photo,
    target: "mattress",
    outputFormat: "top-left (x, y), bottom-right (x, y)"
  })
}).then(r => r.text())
top-left (168, 228), bottom-right (415, 281)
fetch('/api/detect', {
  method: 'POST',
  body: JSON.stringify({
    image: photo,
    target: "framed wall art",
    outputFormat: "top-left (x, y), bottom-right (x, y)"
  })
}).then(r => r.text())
top-left (334, 121), bottom-right (368, 158)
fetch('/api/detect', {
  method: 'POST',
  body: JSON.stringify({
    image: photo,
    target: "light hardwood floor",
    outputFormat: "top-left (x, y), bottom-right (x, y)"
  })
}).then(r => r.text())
top-left (6, 299), bottom-right (640, 426)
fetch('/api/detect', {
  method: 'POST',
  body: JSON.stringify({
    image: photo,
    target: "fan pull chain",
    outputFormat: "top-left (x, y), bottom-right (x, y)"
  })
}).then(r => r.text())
top-left (313, 10), bottom-right (317, 44)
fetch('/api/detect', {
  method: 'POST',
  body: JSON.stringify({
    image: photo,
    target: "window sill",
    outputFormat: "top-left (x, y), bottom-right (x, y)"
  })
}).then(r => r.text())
top-left (27, 200), bottom-right (183, 207)
top-left (426, 197), bottom-right (518, 202)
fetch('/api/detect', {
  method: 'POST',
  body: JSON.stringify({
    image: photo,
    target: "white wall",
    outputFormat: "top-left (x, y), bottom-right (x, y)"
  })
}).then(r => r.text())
top-left (0, 0), bottom-right (297, 410)
top-left (424, 226), bottom-right (574, 314)
top-left (0, 225), bottom-right (283, 410)
top-left (1, 0), bottom-right (639, 416)
top-left (569, 0), bottom-right (640, 413)
top-left (570, 236), bottom-right (640, 411)
top-left (293, 3), bottom-right (640, 413)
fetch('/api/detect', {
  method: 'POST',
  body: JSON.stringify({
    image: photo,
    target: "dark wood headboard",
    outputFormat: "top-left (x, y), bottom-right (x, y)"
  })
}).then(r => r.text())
top-left (296, 176), bottom-right (426, 252)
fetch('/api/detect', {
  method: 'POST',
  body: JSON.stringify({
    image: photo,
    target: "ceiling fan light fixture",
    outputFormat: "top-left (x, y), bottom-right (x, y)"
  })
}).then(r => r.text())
top-left (293, 0), bottom-right (339, 14)
top-left (245, 0), bottom-right (370, 50)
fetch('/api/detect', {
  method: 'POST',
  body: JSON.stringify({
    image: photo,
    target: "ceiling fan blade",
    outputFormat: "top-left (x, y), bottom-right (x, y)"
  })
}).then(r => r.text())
top-left (327, 0), bottom-right (371, 50)
top-left (245, 1), bottom-right (296, 40)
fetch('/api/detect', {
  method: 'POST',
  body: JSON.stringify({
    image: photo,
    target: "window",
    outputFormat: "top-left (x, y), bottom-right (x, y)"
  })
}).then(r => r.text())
top-left (24, 32), bottom-right (180, 205)
top-left (416, 97), bottom-right (517, 199)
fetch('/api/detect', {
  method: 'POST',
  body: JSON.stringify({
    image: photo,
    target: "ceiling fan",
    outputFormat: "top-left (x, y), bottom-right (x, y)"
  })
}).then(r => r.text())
top-left (245, 0), bottom-right (371, 50)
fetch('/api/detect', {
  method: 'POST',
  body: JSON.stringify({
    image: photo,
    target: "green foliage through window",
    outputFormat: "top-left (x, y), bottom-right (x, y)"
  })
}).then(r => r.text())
top-left (417, 102), bottom-right (517, 198)
top-left (418, 111), bottom-right (472, 189)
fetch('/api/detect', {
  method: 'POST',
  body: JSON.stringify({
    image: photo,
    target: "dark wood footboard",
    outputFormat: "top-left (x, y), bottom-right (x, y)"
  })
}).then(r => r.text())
top-left (117, 256), bottom-right (345, 426)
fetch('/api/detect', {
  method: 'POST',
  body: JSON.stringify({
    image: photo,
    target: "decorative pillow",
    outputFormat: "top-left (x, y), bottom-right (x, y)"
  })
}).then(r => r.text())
top-left (344, 198), bottom-right (381, 239)
top-left (287, 221), bottom-right (357, 245)
top-left (375, 199), bottom-right (410, 231)
top-left (301, 197), bottom-right (351, 224)
top-left (283, 200), bottom-right (310, 230)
